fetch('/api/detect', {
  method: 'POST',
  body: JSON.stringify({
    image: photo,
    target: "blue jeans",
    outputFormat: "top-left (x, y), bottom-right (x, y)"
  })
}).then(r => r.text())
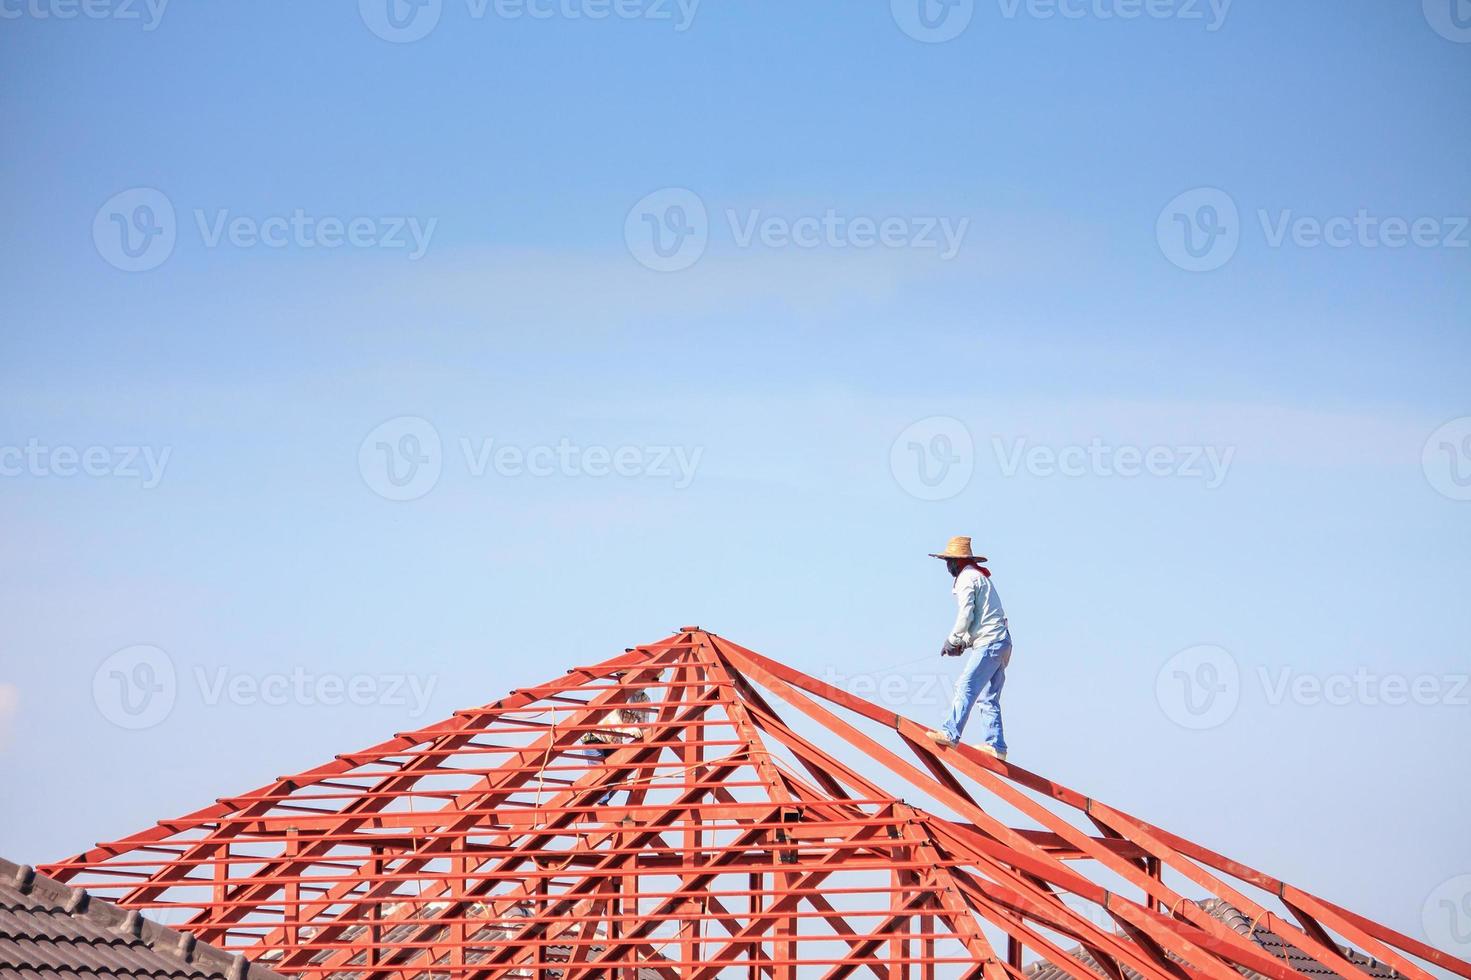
top-left (941, 632), bottom-right (1010, 750)
top-left (584, 746), bottom-right (617, 806)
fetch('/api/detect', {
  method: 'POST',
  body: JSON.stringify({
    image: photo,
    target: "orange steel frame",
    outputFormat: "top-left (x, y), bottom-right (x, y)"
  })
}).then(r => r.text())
top-left (42, 628), bottom-right (1471, 980)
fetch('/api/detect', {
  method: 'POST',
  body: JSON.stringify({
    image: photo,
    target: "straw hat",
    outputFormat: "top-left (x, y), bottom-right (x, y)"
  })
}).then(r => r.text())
top-left (928, 536), bottom-right (986, 561)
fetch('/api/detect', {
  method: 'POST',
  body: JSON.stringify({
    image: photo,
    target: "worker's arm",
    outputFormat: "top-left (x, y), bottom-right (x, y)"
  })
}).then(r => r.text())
top-left (946, 573), bottom-right (978, 650)
top-left (615, 707), bottom-right (650, 741)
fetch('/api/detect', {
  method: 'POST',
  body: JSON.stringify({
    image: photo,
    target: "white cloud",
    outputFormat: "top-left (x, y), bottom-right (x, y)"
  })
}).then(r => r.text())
top-left (345, 245), bottom-right (995, 327)
top-left (0, 683), bottom-right (17, 751)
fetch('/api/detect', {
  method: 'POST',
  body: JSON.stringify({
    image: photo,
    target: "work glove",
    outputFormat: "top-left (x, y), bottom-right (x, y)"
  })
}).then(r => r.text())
top-left (941, 642), bottom-right (963, 658)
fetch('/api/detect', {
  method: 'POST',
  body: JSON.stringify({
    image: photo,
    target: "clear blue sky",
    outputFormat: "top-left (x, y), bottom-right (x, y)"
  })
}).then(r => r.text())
top-left (2, 0), bottom-right (1468, 963)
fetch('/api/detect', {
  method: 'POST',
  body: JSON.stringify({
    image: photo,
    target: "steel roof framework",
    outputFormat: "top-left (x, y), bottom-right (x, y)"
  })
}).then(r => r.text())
top-left (41, 628), bottom-right (1471, 980)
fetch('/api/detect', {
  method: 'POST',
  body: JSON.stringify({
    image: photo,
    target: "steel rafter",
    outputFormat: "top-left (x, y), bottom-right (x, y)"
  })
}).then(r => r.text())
top-left (41, 628), bottom-right (1469, 980)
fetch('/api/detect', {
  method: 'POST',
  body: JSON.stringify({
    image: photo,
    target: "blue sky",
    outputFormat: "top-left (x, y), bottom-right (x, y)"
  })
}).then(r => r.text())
top-left (1, 0), bottom-right (1469, 965)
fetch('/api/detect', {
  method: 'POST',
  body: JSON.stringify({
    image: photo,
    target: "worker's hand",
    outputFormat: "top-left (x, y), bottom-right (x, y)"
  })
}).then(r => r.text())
top-left (941, 642), bottom-right (963, 658)
top-left (1001, 647), bottom-right (1013, 669)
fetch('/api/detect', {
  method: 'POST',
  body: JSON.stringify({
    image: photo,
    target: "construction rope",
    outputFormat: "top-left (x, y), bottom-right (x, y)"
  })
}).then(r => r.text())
top-left (532, 716), bottom-right (557, 831)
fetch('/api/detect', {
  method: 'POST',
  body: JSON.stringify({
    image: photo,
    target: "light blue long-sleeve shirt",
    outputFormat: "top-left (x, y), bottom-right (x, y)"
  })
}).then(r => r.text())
top-left (946, 566), bottom-right (1009, 649)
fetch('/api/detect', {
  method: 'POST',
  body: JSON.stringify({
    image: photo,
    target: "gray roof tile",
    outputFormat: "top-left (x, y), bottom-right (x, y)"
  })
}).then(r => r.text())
top-left (0, 860), bottom-right (283, 980)
top-left (1023, 898), bottom-right (1403, 980)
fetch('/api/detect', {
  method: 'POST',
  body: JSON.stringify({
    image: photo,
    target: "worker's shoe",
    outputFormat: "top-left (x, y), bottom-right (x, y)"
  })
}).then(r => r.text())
top-left (973, 743), bottom-right (1007, 762)
top-left (925, 730), bottom-right (956, 747)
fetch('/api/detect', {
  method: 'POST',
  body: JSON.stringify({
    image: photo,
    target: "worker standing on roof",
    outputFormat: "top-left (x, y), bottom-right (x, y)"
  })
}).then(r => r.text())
top-left (581, 685), bottom-right (652, 806)
top-left (924, 536), bottom-right (1013, 760)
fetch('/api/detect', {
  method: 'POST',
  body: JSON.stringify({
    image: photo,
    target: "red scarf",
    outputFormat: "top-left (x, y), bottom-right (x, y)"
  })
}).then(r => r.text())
top-left (962, 558), bottom-right (991, 578)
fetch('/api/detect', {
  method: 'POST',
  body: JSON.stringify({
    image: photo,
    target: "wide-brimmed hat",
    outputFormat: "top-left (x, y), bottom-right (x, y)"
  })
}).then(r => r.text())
top-left (928, 536), bottom-right (987, 562)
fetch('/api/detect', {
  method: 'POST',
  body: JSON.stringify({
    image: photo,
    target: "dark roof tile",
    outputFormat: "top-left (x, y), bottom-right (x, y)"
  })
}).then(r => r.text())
top-left (1024, 899), bottom-right (1404, 980)
top-left (0, 860), bottom-right (283, 980)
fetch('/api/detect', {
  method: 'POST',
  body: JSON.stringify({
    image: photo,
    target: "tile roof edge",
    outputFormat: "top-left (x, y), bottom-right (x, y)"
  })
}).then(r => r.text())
top-left (1, 857), bottom-right (287, 980)
top-left (1200, 897), bottom-right (1256, 937)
